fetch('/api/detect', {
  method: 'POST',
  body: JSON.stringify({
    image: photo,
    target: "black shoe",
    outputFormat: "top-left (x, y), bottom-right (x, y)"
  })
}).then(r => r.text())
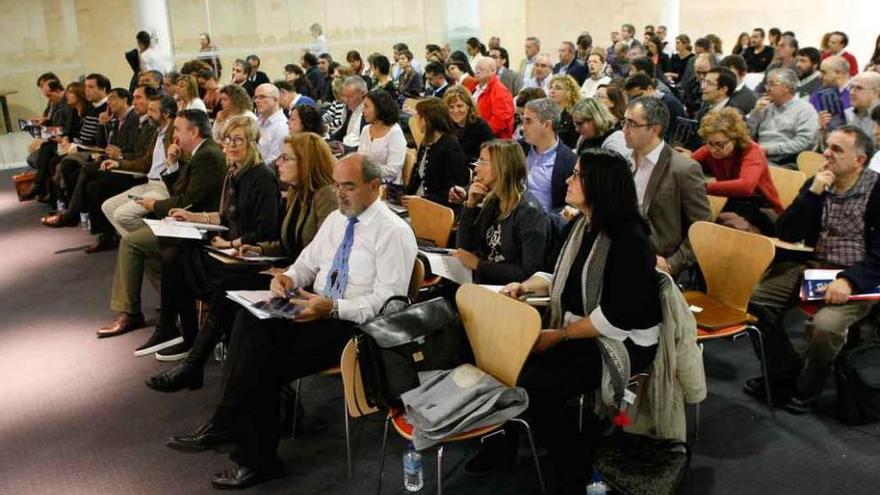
top-left (134, 327), bottom-right (183, 357)
top-left (742, 376), bottom-right (767, 399)
top-left (784, 392), bottom-right (818, 415)
top-left (743, 375), bottom-right (794, 406)
top-left (166, 421), bottom-right (234, 453)
top-left (463, 430), bottom-right (518, 476)
top-left (211, 465), bottom-right (285, 490)
top-left (146, 361), bottom-right (204, 392)
top-left (155, 340), bottom-right (192, 362)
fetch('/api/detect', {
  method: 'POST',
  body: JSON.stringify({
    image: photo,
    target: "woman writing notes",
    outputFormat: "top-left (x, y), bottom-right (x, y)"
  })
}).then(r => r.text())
top-left (452, 140), bottom-right (552, 284)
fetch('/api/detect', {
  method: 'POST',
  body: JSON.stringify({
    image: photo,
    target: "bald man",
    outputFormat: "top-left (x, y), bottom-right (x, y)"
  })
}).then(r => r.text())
top-left (845, 71), bottom-right (880, 139)
top-left (254, 83), bottom-right (288, 168)
top-left (473, 57), bottom-right (515, 138)
top-left (812, 56), bottom-right (853, 135)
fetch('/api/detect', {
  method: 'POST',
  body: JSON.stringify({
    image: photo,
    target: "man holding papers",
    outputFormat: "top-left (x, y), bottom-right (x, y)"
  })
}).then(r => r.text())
top-left (747, 126), bottom-right (880, 414)
top-left (165, 154), bottom-right (417, 489)
top-left (97, 110), bottom-right (226, 339)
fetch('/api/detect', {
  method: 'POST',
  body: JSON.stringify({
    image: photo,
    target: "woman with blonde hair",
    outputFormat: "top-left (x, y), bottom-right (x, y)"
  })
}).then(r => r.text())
top-left (147, 131), bottom-right (339, 392)
top-left (443, 86), bottom-right (494, 161)
top-left (687, 107), bottom-right (783, 234)
top-left (453, 139), bottom-right (552, 284)
top-left (140, 115), bottom-right (280, 368)
top-left (570, 97), bottom-right (627, 157)
top-left (176, 74), bottom-right (208, 113)
top-left (547, 74), bottom-right (582, 148)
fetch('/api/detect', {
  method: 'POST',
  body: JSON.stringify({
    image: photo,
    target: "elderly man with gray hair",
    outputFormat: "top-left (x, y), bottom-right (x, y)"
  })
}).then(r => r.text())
top-left (523, 53), bottom-right (553, 92)
top-left (330, 76), bottom-right (369, 150)
top-left (253, 83), bottom-right (287, 168)
top-left (748, 68), bottom-right (819, 167)
top-left (474, 57), bottom-right (515, 138)
top-left (518, 97), bottom-right (577, 215)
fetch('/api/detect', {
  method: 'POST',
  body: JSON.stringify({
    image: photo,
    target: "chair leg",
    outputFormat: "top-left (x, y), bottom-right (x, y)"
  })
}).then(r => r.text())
top-left (577, 394), bottom-right (584, 433)
top-left (748, 326), bottom-right (776, 420)
top-left (377, 415), bottom-right (390, 495)
top-left (694, 402), bottom-right (701, 441)
top-left (436, 444), bottom-right (444, 495)
top-left (510, 418), bottom-right (547, 495)
top-left (344, 400), bottom-right (352, 477)
top-left (291, 378), bottom-right (303, 438)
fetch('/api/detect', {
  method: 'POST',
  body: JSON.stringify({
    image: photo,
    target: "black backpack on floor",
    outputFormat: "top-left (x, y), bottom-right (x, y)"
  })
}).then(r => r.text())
top-left (835, 343), bottom-right (880, 425)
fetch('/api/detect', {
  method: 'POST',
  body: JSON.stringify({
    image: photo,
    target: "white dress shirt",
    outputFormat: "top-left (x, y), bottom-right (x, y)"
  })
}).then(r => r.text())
top-left (580, 74), bottom-right (611, 98)
top-left (140, 47), bottom-right (165, 72)
top-left (283, 198), bottom-right (418, 324)
top-left (357, 123), bottom-right (408, 184)
top-left (630, 140), bottom-right (665, 208)
top-left (258, 109), bottom-right (288, 165)
top-left (342, 103), bottom-right (365, 148)
top-left (147, 124), bottom-right (171, 180)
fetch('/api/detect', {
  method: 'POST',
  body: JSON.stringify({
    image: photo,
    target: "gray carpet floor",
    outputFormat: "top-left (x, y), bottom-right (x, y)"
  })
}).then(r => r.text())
top-left (0, 169), bottom-right (878, 495)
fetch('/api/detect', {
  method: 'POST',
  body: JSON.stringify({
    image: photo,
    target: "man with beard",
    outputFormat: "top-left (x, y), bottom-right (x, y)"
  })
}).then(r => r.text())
top-left (796, 47), bottom-right (823, 98)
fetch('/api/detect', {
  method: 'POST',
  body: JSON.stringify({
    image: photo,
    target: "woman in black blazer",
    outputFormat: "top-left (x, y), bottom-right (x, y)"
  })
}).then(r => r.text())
top-left (453, 140), bottom-right (552, 284)
top-left (403, 97), bottom-right (469, 208)
top-left (443, 86), bottom-right (495, 162)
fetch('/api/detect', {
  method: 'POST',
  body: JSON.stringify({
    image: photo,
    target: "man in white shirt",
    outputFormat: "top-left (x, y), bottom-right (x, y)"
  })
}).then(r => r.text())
top-left (522, 53), bottom-right (553, 92)
top-left (623, 96), bottom-right (710, 276)
top-left (330, 76), bottom-right (368, 150)
top-left (308, 22), bottom-right (329, 55)
top-left (137, 31), bottom-right (168, 74)
top-left (166, 153), bottom-right (418, 489)
top-left (253, 84), bottom-right (287, 169)
top-left (519, 36), bottom-right (541, 80)
top-left (580, 52), bottom-right (612, 98)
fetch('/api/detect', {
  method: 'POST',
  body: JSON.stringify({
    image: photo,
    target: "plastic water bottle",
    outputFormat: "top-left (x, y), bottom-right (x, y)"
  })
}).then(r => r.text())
top-left (586, 470), bottom-right (608, 494)
top-left (80, 213), bottom-right (90, 231)
top-left (403, 442), bottom-right (423, 492)
top-left (56, 199), bottom-right (66, 212)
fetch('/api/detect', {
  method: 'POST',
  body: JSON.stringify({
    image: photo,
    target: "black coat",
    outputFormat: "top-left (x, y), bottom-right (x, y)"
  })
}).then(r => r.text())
top-left (455, 118), bottom-right (495, 162)
top-left (221, 163), bottom-right (281, 245)
top-left (406, 134), bottom-right (470, 207)
top-left (553, 60), bottom-right (589, 86)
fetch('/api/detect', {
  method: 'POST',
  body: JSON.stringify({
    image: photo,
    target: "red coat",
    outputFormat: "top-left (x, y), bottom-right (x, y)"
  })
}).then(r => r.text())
top-left (822, 50), bottom-right (859, 77)
top-left (693, 141), bottom-right (784, 213)
top-left (475, 76), bottom-right (514, 139)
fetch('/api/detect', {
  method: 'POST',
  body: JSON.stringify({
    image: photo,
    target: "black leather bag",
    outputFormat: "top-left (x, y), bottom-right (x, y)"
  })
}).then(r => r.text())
top-left (355, 296), bottom-right (474, 409)
top-left (593, 431), bottom-right (691, 495)
top-left (835, 343), bottom-right (880, 425)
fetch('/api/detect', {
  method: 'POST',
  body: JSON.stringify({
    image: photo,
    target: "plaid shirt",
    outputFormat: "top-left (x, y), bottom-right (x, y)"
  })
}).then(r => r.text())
top-left (815, 169), bottom-right (879, 267)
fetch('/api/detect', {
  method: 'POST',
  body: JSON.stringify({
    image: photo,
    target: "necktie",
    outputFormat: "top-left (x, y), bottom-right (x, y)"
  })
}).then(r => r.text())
top-left (323, 216), bottom-right (359, 299)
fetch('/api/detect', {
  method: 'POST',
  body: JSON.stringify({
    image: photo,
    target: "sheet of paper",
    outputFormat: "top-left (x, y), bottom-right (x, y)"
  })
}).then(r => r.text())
top-left (420, 251), bottom-right (473, 285)
top-left (226, 290), bottom-right (274, 319)
top-left (109, 169), bottom-right (146, 178)
top-left (143, 218), bottom-right (203, 240)
top-left (169, 219), bottom-right (228, 232)
top-left (205, 246), bottom-right (286, 263)
top-left (478, 284), bottom-right (505, 293)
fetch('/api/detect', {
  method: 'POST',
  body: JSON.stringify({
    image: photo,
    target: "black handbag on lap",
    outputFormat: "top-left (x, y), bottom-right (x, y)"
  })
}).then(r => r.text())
top-left (355, 296), bottom-right (474, 409)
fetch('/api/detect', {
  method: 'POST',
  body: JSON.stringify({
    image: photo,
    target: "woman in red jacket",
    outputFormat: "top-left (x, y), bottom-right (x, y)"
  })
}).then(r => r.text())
top-left (690, 108), bottom-right (783, 234)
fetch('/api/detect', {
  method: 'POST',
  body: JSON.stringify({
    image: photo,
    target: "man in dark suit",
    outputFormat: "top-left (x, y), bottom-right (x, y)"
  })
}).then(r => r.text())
top-left (623, 96), bottom-right (711, 276)
top-left (719, 55), bottom-right (758, 114)
top-left (245, 54), bottom-right (270, 87)
top-left (301, 52), bottom-right (324, 103)
top-left (98, 109), bottom-right (227, 339)
top-left (330, 76), bottom-right (369, 150)
top-left (553, 41), bottom-right (588, 86)
top-left (423, 62), bottom-right (450, 98)
top-left (624, 73), bottom-right (687, 145)
top-left (491, 47), bottom-right (523, 96)
top-left (518, 97), bottom-right (577, 215)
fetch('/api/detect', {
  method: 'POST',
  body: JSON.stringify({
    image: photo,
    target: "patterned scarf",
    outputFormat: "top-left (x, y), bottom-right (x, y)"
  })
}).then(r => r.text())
top-left (548, 216), bottom-right (630, 405)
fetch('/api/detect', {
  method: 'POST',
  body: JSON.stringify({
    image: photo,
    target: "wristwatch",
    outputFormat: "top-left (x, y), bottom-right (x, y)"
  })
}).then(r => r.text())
top-left (329, 299), bottom-right (339, 319)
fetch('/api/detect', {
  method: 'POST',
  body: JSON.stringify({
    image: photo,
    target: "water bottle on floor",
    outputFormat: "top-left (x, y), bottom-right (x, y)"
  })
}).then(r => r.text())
top-left (403, 442), bottom-right (423, 492)
top-left (56, 199), bottom-right (66, 212)
top-left (80, 213), bottom-right (90, 231)
top-left (586, 470), bottom-right (608, 494)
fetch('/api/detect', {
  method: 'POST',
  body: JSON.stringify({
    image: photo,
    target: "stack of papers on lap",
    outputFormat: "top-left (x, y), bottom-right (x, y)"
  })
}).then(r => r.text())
top-left (420, 250), bottom-right (472, 285)
top-left (172, 220), bottom-right (228, 232)
top-left (801, 269), bottom-right (880, 301)
top-left (205, 246), bottom-right (286, 263)
top-left (143, 218), bottom-right (203, 239)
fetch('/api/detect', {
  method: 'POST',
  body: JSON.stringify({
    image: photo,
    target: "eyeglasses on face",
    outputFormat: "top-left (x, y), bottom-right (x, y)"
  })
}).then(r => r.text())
top-left (223, 136), bottom-right (247, 147)
top-left (623, 118), bottom-right (653, 129)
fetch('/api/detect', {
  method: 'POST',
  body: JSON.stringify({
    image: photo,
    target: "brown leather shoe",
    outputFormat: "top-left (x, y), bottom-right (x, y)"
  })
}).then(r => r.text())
top-left (84, 235), bottom-right (118, 254)
top-left (96, 313), bottom-right (146, 338)
top-left (41, 212), bottom-right (78, 228)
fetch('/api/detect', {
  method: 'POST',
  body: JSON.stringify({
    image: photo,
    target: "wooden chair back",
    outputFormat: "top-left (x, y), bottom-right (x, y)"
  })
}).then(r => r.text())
top-left (408, 115), bottom-right (425, 148)
top-left (796, 151), bottom-right (824, 178)
top-left (689, 221), bottom-right (775, 313)
top-left (341, 339), bottom-right (379, 418)
top-left (707, 195), bottom-right (728, 221)
top-left (768, 166), bottom-right (806, 210)
top-left (402, 148), bottom-right (416, 186)
top-left (407, 196), bottom-right (455, 248)
top-left (455, 284), bottom-right (541, 387)
top-left (408, 258), bottom-right (425, 302)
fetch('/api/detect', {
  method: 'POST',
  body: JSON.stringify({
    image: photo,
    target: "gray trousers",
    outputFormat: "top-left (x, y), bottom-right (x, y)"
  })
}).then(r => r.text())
top-left (749, 261), bottom-right (876, 395)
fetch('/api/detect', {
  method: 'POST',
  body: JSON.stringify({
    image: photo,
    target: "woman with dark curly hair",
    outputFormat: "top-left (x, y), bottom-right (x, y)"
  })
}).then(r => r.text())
top-left (288, 104), bottom-right (325, 135)
top-left (357, 89), bottom-right (407, 184)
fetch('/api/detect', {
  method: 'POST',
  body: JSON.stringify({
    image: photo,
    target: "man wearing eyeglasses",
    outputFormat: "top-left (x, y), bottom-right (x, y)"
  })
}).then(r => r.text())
top-left (523, 53), bottom-right (553, 92)
top-left (623, 96), bottom-right (710, 276)
top-left (748, 68), bottom-right (819, 168)
top-left (254, 83), bottom-right (287, 170)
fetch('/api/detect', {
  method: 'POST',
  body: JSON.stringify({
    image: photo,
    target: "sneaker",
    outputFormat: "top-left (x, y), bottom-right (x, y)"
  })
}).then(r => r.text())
top-left (134, 328), bottom-right (183, 357)
top-left (155, 341), bottom-right (192, 362)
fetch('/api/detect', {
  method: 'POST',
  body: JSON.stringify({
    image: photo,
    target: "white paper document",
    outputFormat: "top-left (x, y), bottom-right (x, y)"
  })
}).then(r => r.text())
top-left (420, 251), bottom-right (473, 285)
top-left (143, 218), bottom-right (203, 239)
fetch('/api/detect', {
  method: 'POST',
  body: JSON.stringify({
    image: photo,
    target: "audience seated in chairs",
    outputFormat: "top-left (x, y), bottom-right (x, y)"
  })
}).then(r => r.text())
top-left (138, 116), bottom-right (280, 362)
top-left (212, 84), bottom-right (257, 141)
top-left (395, 49), bottom-right (423, 99)
top-left (547, 74), bottom-right (582, 149)
top-left (166, 154), bottom-right (417, 490)
top-left (571, 97), bottom-right (628, 157)
top-left (329, 76), bottom-right (368, 151)
top-left (747, 126), bottom-right (880, 415)
top-left (451, 139), bottom-right (553, 284)
top-left (149, 133), bottom-right (338, 392)
top-left (473, 57), bottom-right (515, 139)
top-left (684, 108), bottom-right (783, 235)
top-left (176, 75), bottom-right (208, 113)
top-left (357, 89), bottom-right (407, 184)
top-left (254, 83), bottom-right (288, 169)
top-left (466, 149), bottom-right (662, 494)
top-left (519, 97), bottom-right (578, 215)
top-left (97, 110), bottom-right (227, 340)
top-left (288, 103), bottom-right (325, 135)
top-left (443, 86), bottom-right (495, 162)
top-left (402, 97), bottom-right (469, 208)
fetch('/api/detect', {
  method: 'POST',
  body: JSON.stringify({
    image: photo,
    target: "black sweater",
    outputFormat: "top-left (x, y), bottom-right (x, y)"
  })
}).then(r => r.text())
top-left (220, 163), bottom-right (281, 245)
top-left (406, 134), bottom-right (470, 207)
top-left (456, 191), bottom-right (553, 284)
top-left (455, 118), bottom-right (495, 163)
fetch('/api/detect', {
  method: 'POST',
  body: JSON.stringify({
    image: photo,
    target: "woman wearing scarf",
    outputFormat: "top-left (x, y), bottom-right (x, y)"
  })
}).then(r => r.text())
top-left (136, 116), bottom-right (279, 363)
top-left (466, 149), bottom-right (662, 494)
top-left (146, 132), bottom-right (337, 392)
